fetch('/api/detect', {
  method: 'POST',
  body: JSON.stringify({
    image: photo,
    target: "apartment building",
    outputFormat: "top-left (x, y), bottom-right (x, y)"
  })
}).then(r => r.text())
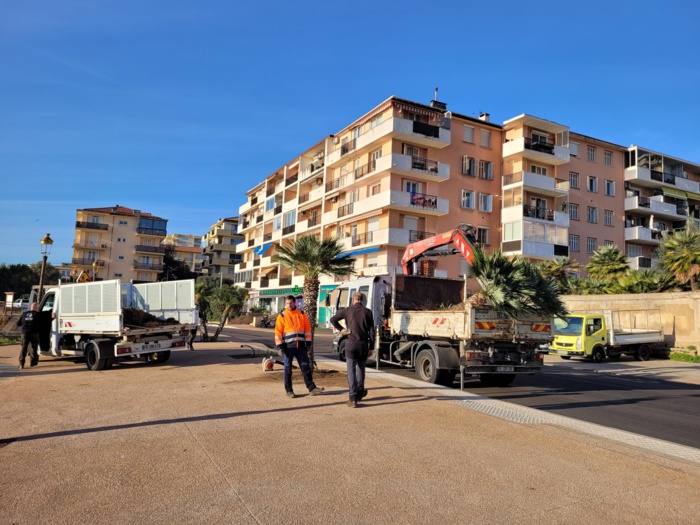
top-left (201, 217), bottom-right (244, 277)
top-left (71, 205), bottom-right (168, 283)
top-left (163, 233), bottom-right (205, 274)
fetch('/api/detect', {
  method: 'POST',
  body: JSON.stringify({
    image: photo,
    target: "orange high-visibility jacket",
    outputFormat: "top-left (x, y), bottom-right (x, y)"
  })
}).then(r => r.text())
top-left (274, 308), bottom-right (312, 348)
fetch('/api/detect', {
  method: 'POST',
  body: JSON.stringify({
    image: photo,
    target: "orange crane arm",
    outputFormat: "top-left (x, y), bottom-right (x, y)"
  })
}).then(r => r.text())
top-left (401, 225), bottom-right (478, 275)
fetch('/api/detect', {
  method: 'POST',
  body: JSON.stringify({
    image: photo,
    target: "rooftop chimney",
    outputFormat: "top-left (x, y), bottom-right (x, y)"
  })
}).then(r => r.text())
top-left (478, 112), bottom-right (490, 122)
top-left (430, 86), bottom-right (447, 110)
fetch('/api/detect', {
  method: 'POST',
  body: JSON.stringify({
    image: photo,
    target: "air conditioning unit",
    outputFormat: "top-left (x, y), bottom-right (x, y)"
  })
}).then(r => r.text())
top-left (333, 136), bottom-right (340, 144)
top-left (301, 210), bottom-right (308, 216)
top-left (329, 196), bottom-right (338, 203)
top-left (315, 178), bottom-right (323, 185)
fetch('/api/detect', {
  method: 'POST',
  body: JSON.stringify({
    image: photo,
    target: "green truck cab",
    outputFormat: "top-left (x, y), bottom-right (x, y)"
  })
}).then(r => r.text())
top-left (549, 312), bottom-right (664, 363)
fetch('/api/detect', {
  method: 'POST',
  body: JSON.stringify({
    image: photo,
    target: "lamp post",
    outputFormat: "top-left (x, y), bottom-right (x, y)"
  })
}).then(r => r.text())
top-left (92, 260), bottom-right (99, 282)
top-left (38, 233), bottom-right (54, 303)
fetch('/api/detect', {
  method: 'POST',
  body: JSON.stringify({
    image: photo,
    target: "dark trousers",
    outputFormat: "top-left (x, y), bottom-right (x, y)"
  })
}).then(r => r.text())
top-left (345, 341), bottom-right (368, 397)
top-left (19, 333), bottom-right (39, 366)
top-left (283, 346), bottom-right (316, 393)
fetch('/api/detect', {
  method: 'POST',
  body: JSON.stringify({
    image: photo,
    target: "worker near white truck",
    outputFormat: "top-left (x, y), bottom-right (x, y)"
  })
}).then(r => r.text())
top-left (330, 292), bottom-right (374, 408)
top-left (16, 303), bottom-right (40, 370)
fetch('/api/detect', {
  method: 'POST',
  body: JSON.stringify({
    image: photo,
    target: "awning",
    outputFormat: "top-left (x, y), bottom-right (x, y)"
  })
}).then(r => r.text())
top-left (337, 246), bottom-right (381, 259)
top-left (662, 187), bottom-right (687, 199)
top-left (254, 242), bottom-right (273, 256)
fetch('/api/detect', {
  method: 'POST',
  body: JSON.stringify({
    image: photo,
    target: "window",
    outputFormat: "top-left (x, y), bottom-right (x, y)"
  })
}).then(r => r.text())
top-left (117, 237), bottom-right (126, 243)
top-left (480, 129), bottom-right (491, 148)
top-left (531, 164), bottom-right (547, 176)
top-left (587, 146), bottom-right (596, 162)
top-left (369, 114), bottom-right (384, 129)
top-left (273, 216), bottom-right (282, 231)
top-left (461, 156), bottom-right (476, 176)
top-left (265, 197), bottom-right (275, 212)
top-left (532, 131), bottom-right (548, 145)
top-left (117, 255), bottom-right (125, 260)
top-left (569, 203), bottom-right (579, 220)
top-left (90, 216), bottom-right (101, 224)
top-left (569, 234), bottom-right (580, 252)
top-left (462, 125), bottom-right (474, 143)
top-left (604, 209), bottom-right (613, 226)
top-left (627, 244), bottom-right (643, 257)
top-left (478, 160), bottom-right (493, 180)
top-left (119, 220), bottom-right (128, 226)
top-left (588, 176), bottom-right (598, 192)
top-left (404, 180), bottom-right (421, 194)
top-left (604, 150), bottom-right (613, 166)
top-left (587, 207), bottom-right (598, 223)
top-left (604, 180), bottom-right (615, 196)
top-left (366, 252), bottom-right (378, 268)
top-left (478, 193), bottom-right (493, 212)
top-left (570, 141), bottom-right (579, 157)
top-left (569, 172), bottom-right (579, 189)
top-left (587, 237), bottom-right (597, 254)
top-left (604, 240), bottom-right (614, 247)
top-left (283, 211), bottom-right (296, 227)
top-left (370, 183), bottom-right (381, 195)
top-left (461, 190), bottom-right (474, 209)
top-left (477, 227), bottom-right (490, 245)
top-left (114, 273), bottom-right (123, 277)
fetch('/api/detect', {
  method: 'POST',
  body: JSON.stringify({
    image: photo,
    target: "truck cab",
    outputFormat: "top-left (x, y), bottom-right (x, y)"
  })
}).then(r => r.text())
top-left (549, 314), bottom-right (606, 361)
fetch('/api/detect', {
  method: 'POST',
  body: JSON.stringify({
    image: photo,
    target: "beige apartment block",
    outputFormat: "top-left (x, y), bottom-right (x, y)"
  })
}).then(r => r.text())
top-left (201, 217), bottom-right (244, 278)
top-left (164, 233), bottom-right (205, 274)
top-left (71, 205), bottom-right (167, 283)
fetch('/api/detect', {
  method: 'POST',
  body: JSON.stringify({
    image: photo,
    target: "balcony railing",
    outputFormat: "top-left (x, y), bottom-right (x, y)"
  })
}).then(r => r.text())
top-left (72, 258), bottom-right (105, 266)
top-left (351, 231), bottom-right (374, 246)
top-left (299, 193), bottom-right (310, 204)
top-left (523, 205), bottom-right (555, 221)
top-left (242, 221), bottom-right (250, 229)
top-left (338, 203), bottom-right (354, 218)
top-left (244, 281), bottom-right (252, 288)
top-left (412, 121), bottom-right (440, 138)
top-left (307, 217), bottom-right (319, 228)
top-left (238, 261), bottom-right (247, 269)
top-left (73, 241), bottom-right (108, 249)
top-left (263, 232), bottom-right (272, 241)
top-left (285, 174), bottom-right (298, 187)
top-left (135, 245), bottom-right (166, 254)
top-left (650, 170), bottom-right (679, 185)
top-left (252, 258), bottom-right (261, 267)
top-left (256, 215), bottom-right (263, 223)
top-left (137, 227), bottom-right (167, 236)
top-left (274, 205), bottom-right (282, 215)
top-left (280, 277), bottom-right (292, 286)
top-left (282, 224), bottom-right (296, 235)
top-left (409, 230), bottom-right (436, 242)
top-left (133, 263), bottom-right (163, 271)
top-left (410, 156), bottom-right (439, 173)
top-left (248, 239), bottom-right (255, 247)
top-left (524, 137), bottom-right (555, 155)
top-left (326, 177), bottom-right (343, 192)
top-left (260, 278), bottom-right (269, 288)
top-left (76, 221), bottom-right (108, 231)
top-left (340, 139), bottom-right (356, 156)
top-left (266, 186), bottom-right (275, 197)
top-left (353, 161), bottom-right (375, 181)
top-left (409, 193), bottom-right (439, 210)
top-left (251, 196), bottom-right (259, 205)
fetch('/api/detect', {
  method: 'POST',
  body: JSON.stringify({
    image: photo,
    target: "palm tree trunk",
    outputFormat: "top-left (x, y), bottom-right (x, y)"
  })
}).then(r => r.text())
top-left (211, 305), bottom-right (233, 342)
top-left (303, 277), bottom-right (320, 370)
top-left (198, 304), bottom-right (210, 342)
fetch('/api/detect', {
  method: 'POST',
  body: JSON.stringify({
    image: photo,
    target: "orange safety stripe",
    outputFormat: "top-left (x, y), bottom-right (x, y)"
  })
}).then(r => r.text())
top-left (475, 321), bottom-right (496, 330)
top-left (531, 324), bottom-right (551, 332)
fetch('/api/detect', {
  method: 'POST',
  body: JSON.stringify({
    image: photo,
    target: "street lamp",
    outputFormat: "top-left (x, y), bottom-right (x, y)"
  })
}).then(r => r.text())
top-left (38, 233), bottom-right (54, 303)
top-left (92, 260), bottom-right (99, 282)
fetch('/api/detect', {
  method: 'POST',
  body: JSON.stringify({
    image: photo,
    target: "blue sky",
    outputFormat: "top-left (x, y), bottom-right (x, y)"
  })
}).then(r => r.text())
top-left (1, 0), bottom-right (699, 265)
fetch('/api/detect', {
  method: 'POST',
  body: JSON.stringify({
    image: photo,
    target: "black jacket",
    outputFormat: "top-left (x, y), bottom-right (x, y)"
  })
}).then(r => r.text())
top-left (17, 310), bottom-right (39, 335)
top-left (330, 302), bottom-right (374, 345)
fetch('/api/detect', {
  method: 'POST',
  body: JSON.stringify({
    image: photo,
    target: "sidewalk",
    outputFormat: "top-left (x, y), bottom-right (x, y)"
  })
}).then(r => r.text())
top-left (2, 342), bottom-right (700, 524)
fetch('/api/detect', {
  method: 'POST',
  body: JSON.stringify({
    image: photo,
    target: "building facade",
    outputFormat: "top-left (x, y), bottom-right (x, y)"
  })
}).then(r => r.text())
top-left (163, 233), bottom-right (205, 274)
top-left (233, 95), bottom-right (700, 309)
top-left (71, 205), bottom-right (168, 283)
top-left (201, 217), bottom-right (244, 278)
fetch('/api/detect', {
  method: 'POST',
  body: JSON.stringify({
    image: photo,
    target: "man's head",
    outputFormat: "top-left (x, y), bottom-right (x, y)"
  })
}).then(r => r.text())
top-left (352, 292), bottom-right (364, 304)
top-left (30, 303), bottom-right (39, 312)
top-left (285, 295), bottom-right (297, 311)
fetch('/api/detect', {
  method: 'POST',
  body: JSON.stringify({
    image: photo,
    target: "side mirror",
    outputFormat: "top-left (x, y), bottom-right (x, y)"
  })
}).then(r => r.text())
top-left (380, 293), bottom-right (391, 318)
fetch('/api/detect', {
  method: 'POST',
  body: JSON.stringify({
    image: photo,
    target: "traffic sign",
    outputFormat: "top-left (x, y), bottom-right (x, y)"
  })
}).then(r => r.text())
top-left (76, 271), bottom-right (91, 283)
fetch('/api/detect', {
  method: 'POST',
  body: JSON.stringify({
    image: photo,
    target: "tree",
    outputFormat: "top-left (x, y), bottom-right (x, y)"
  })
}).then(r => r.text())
top-left (194, 276), bottom-right (243, 342)
top-left (0, 262), bottom-right (60, 300)
top-left (657, 226), bottom-right (700, 291)
top-left (535, 257), bottom-right (578, 293)
top-left (469, 247), bottom-right (568, 319)
top-left (608, 269), bottom-right (677, 294)
top-left (273, 235), bottom-right (355, 368)
top-left (584, 245), bottom-right (628, 281)
top-left (159, 245), bottom-right (196, 281)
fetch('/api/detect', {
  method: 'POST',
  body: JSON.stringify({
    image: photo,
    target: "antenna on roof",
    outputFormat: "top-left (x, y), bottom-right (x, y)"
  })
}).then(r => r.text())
top-left (434, 86), bottom-right (438, 101)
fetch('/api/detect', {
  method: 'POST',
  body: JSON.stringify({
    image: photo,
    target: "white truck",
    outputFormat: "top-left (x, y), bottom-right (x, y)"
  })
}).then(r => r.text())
top-left (549, 309), bottom-right (666, 363)
top-left (331, 274), bottom-right (551, 387)
top-left (35, 279), bottom-right (197, 371)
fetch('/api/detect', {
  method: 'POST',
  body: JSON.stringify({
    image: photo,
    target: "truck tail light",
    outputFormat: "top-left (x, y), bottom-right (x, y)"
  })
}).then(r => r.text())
top-left (117, 347), bottom-right (131, 355)
top-left (172, 341), bottom-right (186, 348)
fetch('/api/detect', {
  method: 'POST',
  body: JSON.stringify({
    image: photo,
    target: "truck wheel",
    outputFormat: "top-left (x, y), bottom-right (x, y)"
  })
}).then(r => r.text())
top-left (415, 349), bottom-right (438, 383)
top-left (85, 342), bottom-right (107, 371)
top-left (637, 344), bottom-right (652, 361)
top-left (338, 340), bottom-right (346, 362)
top-left (155, 351), bottom-right (171, 363)
top-left (560, 356), bottom-right (571, 360)
top-left (591, 347), bottom-right (606, 364)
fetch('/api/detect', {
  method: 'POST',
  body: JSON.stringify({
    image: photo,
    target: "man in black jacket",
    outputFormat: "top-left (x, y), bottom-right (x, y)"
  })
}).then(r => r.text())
top-left (330, 292), bottom-right (374, 408)
top-left (16, 303), bottom-right (40, 370)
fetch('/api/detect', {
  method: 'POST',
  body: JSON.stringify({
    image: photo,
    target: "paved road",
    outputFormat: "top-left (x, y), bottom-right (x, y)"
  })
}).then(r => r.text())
top-left (220, 324), bottom-right (700, 449)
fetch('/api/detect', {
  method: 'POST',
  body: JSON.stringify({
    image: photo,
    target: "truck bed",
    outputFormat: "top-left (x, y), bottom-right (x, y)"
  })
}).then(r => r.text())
top-left (610, 329), bottom-right (664, 346)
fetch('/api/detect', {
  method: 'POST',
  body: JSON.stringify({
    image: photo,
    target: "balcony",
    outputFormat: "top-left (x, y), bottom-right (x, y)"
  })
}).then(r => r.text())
top-left (72, 258), bottom-right (105, 266)
top-left (137, 227), bottom-right (167, 236)
top-left (338, 203), bottom-right (354, 218)
top-left (502, 171), bottom-right (569, 196)
top-left (208, 243), bottom-right (239, 253)
top-left (351, 231), bottom-right (374, 247)
top-left (252, 258), bottom-right (261, 267)
top-left (263, 232), bottom-right (272, 242)
top-left (502, 205), bottom-right (569, 228)
top-left (502, 240), bottom-right (569, 259)
top-left (326, 117), bottom-right (450, 166)
top-left (274, 204), bottom-right (283, 215)
top-left (256, 215), bottom-right (263, 224)
top-left (285, 174), bottom-right (298, 187)
top-left (389, 153), bottom-right (450, 182)
top-left (625, 166), bottom-right (700, 193)
top-left (134, 245), bottom-right (166, 254)
top-left (625, 226), bottom-right (663, 245)
top-left (133, 262), bottom-right (163, 271)
top-left (248, 239), bottom-right (255, 247)
top-left (503, 137), bottom-right (570, 165)
top-left (250, 196), bottom-right (259, 206)
top-left (260, 278), bottom-right (270, 288)
top-left (624, 196), bottom-right (681, 219)
top-left (282, 224), bottom-right (296, 235)
top-left (76, 221), bottom-right (108, 231)
top-left (279, 276), bottom-right (292, 286)
top-left (298, 186), bottom-right (324, 209)
top-left (73, 241), bottom-right (108, 250)
top-left (628, 256), bottom-right (654, 270)
top-left (324, 190), bottom-right (449, 224)
top-left (409, 230), bottom-right (436, 242)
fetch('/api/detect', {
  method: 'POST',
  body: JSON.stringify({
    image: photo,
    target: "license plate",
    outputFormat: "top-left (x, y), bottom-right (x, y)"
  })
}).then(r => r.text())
top-left (143, 343), bottom-right (162, 350)
top-left (496, 366), bottom-right (514, 372)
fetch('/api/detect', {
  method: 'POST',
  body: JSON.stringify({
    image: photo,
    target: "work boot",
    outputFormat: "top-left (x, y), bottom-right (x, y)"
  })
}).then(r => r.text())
top-left (286, 391), bottom-right (296, 399)
top-left (18, 363), bottom-right (24, 371)
top-left (347, 395), bottom-right (357, 408)
top-left (309, 387), bottom-right (324, 396)
top-left (357, 389), bottom-right (368, 401)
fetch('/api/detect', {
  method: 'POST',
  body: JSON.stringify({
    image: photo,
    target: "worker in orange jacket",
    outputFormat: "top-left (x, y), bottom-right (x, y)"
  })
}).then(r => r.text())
top-left (275, 295), bottom-right (324, 398)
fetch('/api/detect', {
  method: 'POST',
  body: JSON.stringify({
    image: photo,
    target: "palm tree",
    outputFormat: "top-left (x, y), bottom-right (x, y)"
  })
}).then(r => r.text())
top-left (273, 235), bottom-right (355, 368)
top-left (585, 245), bottom-right (628, 281)
top-left (469, 247), bottom-right (568, 319)
top-left (536, 256), bottom-right (578, 292)
top-left (609, 269), bottom-right (677, 294)
top-left (658, 226), bottom-right (700, 291)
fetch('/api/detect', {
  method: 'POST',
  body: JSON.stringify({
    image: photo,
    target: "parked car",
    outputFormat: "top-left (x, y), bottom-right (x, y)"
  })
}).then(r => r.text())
top-left (13, 299), bottom-right (29, 310)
